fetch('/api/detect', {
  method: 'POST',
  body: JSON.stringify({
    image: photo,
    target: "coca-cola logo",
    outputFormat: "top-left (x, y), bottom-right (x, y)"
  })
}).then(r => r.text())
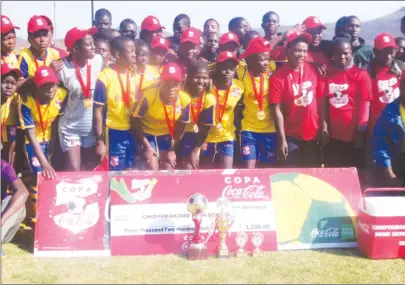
top-left (222, 176), bottom-right (266, 200)
top-left (311, 228), bottom-right (339, 238)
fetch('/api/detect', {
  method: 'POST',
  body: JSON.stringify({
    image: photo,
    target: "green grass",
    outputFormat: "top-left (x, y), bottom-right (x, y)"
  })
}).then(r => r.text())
top-left (2, 231), bottom-right (405, 284)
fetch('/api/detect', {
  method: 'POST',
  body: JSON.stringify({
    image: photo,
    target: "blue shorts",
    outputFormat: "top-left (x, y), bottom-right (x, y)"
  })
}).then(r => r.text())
top-left (145, 133), bottom-right (172, 154)
top-left (108, 128), bottom-right (136, 171)
top-left (177, 132), bottom-right (198, 158)
top-left (25, 141), bottom-right (49, 173)
top-left (241, 131), bottom-right (277, 163)
top-left (201, 141), bottom-right (235, 159)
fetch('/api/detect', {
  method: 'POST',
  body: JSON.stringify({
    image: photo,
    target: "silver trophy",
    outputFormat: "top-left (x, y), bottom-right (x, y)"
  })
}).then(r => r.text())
top-left (251, 232), bottom-right (264, 257)
top-left (235, 232), bottom-right (249, 257)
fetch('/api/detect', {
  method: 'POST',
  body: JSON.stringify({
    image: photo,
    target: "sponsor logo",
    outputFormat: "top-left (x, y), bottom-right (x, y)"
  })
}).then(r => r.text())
top-left (377, 78), bottom-right (399, 104)
top-left (242, 146), bottom-right (250, 156)
top-left (31, 157), bottom-right (41, 167)
top-left (110, 177), bottom-right (158, 203)
top-left (311, 227), bottom-right (339, 238)
top-left (222, 176), bottom-right (266, 200)
top-left (110, 156), bottom-right (120, 167)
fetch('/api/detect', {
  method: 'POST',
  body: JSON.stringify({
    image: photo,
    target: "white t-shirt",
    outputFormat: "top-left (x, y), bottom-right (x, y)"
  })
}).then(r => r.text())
top-left (58, 54), bottom-right (104, 135)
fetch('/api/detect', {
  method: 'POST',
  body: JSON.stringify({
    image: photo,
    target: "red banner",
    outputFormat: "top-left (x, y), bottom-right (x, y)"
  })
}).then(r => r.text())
top-left (34, 172), bottom-right (110, 257)
top-left (109, 169), bottom-right (278, 256)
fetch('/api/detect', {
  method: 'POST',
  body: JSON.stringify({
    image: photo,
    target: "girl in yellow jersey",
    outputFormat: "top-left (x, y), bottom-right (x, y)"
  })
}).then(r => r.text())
top-left (132, 62), bottom-right (191, 171)
top-left (1, 63), bottom-right (21, 165)
top-left (200, 51), bottom-right (244, 169)
top-left (93, 36), bottom-right (138, 171)
top-left (134, 39), bottom-right (160, 91)
top-left (240, 37), bottom-right (277, 169)
top-left (177, 60), bottom-right (216, 169)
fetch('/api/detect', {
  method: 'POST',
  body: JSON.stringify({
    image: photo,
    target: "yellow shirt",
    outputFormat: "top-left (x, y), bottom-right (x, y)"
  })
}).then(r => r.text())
top-left (18, 88), bottom-right (67, 143)
top-left (133, 87), bottom-right (191, 136)
top-left (206, 79), bottom-right (244, 143)
top-left (400, 103), bottom-right (405, 153)
top-left (209, 60), bottom-right (276, 81)
top-left (1, 93), bottom-right (19, 143)
top-left (184, 91), bottom-right (216, 133)
top-left (1, 51), bottom-right (19, 68)
top-left (137, 65), bottom-right (160, 92)
top-left (242, 72), bottom-right (276, 133)
top-left (18, 47), bottom-right (61, 78)
top-left (94, 66), bottom-right (138, 131)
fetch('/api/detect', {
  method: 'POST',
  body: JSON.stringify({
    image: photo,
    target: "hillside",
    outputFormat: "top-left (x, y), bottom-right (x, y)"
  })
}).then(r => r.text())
top-left (15, 6), bottom-right (405, 51)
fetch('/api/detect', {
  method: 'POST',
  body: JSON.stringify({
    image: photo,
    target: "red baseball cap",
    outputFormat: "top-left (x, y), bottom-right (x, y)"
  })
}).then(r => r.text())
top-left (34, 66), bottom-right (59, 87)
top-left (64, 27), bottom-right (98, 51)
top-left (150, 35), bottom-right (170, 51)
top-left (303, 16), bottom-right (327, 30)
top-left (1, 15), bottom-right (20, 34)
top-left (240, 37), bottom-right (271, 59)
top-left (286, 31), bottom-right (312, 46)
top-left (161, 62), bottom-right (183, 82)
top-left (374, 32), bottom-right (398, 50)
top-left (27, 15), bottom-right (50, 34)
top-left (180, 27), bottom-right (200, 45)
top-left (216, 51), bottom-right (239, 64)
top-left (1, 63), bottom-right (22, 78)
top-left (219, 32), bottom-right (240, 47)
top-left (141, 15), bottom-right (165, 32)
top-left (40, 15), bottom-right (53, 31)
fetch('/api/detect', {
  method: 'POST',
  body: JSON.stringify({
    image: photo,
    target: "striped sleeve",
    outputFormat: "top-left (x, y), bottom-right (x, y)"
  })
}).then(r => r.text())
top-left (18, 99), bottom-right (34, 129)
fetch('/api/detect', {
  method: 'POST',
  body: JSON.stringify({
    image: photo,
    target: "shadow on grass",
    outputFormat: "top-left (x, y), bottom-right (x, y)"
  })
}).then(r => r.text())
top-left (311, 247), bottom-right (368, 259)
top-left (11, 226), bottom-right (35, 254)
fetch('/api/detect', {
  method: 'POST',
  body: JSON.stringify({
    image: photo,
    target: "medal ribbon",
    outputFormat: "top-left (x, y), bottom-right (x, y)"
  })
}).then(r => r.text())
top-left (34, 96), bottom-right (51, 142)
top-left (162, 97), bottom-right (177, 138)
top-left (190, 91), bottom-right (205, 125)
top-left (289, 65), bottom-right (303, 95)
top-left (137, 67), bottom-right (145, 100)
top-left (214, 85), bottom-right (231, 125)
top-left (73, 58), bottom-right (92, 100)
top-left (249, 72), bottom-right (264, 111)
top-left (115, 66), bottom-right (131, 109)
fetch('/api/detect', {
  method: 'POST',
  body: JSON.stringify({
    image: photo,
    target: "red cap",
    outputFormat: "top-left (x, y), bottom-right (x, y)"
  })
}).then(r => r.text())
top-left (141, 15), bottom-right (165, 32)
top-left (374, 33), bottom-right (398, 50)
top-left (1, 15), bottom-right (20, 34)
top-left (219, 32), bottom-right (240, 47)
top-left (1, 63), bottom-right (22, 78)
top-left (180, 27), bottom-right (201, 45)
top-left (34, 66), bottom-right (59, 87)
top-left (286, 31), bottom-right (312, 46)
top-left (40, 15), bottom-right (53, 31)
top-left (303, 16), bottom-right (327, 30)
top-left (150, 35), bottom-right (170, 51)
top-left (240, 37), bottom-right (271, 59)
top-left (27, 15), bottom-right (50, 34)
top-left (216, 51), bottom-right (239, 64)
top-left (64, 27), bottom-right (98, 51)
top-left (161, 62), bottom-right (183, 82)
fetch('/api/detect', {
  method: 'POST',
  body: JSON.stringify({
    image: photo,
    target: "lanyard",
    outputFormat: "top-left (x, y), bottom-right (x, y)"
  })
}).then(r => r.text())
top-left (162, 96), bottom-right (177, 138)
top-left (137, 67), bottom-right (145, 100)
top-left (249, 72), bottom-right (264, 111)
top-left (73, 58), bottom-right (92, 99)
top-left (34, 96), bottom-right (51, 142)
top-left (115, 67), bottom-right (131, 109)
top-left (190, 91), bottom-right (205, 125)
top-left (214, 85), bottom-right (231, 124)
top-left (289, 65), bottom-right (303, 95)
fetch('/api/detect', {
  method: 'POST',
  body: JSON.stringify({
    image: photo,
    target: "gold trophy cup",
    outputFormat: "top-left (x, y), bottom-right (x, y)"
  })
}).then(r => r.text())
top-left (216, 197), bottom-right (234, 258)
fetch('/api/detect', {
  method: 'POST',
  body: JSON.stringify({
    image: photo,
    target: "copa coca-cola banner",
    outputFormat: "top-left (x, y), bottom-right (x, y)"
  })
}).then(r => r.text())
top-left (109, 169), bottom-right (278, 256)
top-left (34, 172), bottom-right (110, 257)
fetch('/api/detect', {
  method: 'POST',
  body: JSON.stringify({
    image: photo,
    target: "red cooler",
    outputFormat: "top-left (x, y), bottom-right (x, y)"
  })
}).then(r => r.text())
top-left (357, 188), bottom-right (405, 259)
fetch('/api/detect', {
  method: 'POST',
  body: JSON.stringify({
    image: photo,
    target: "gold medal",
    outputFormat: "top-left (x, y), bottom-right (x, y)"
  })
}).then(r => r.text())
top-left (193, 124), bottom-right (199, 133)
top-left (257, 110), bottom-right (265, 120)
top-left (217, 123), bottom-right (223, 131)
top-left (84, 98), bottom-right (92, 109)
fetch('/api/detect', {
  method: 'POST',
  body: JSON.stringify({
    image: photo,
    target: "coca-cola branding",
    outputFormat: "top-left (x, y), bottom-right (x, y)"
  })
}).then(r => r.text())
top-left (311, 227), bottom-right (339, 239)
top-left (222, 176), bottom-right (267, 200)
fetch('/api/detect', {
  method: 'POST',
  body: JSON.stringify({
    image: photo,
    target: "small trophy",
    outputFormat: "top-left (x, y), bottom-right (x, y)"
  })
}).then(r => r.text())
top-left (186, 193), bottom-right (209, 260)
top-left (235, 232), bottom-right (248, 257)
top-left (216, 197), bottom-right (234, 258)
top-left (251, 232), bottom-right (264, 257)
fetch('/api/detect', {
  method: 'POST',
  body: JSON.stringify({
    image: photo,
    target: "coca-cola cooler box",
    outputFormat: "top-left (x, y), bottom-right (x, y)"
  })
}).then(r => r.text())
top-left (357, 188), bottom-right (405, 259)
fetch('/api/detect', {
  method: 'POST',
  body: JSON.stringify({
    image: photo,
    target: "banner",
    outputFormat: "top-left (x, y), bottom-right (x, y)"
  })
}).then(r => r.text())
top-left (34, 172), bottom-right (110, 257)
top-left (110, 169), bottom-right (278, 256)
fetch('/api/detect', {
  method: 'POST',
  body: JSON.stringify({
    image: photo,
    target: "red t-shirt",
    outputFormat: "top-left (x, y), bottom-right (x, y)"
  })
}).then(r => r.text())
top-left (370, 66), bottom-right (401, 130)
top-left (326, 65), bottom-right (372, 142)
top-left (269, 62), bottom-right (321, 141)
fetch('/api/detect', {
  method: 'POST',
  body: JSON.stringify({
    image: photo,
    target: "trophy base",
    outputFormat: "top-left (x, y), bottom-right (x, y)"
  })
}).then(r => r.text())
top-left (252, 250), bottom-right (263, 257)
top-left (187, 243), bottom-right (208, 260)
top-left (236, 250), bottom-right (248, 258)
top-left (217, 248), bottom-right (230, 258)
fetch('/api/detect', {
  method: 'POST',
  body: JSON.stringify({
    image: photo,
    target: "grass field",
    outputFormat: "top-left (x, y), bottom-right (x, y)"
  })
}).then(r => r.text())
top-left (2, 231), bottom-right (405, 284)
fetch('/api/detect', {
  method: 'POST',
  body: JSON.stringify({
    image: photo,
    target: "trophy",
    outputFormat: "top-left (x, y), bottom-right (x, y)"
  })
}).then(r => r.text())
top-left (186, 193), bottom-right (209, 260)
top-left (251, 232), bottom-right (264, 257)
top-left (235, 232), bottom-right (248, 257)
top-left (216, 197), bottom-right (234, 258)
